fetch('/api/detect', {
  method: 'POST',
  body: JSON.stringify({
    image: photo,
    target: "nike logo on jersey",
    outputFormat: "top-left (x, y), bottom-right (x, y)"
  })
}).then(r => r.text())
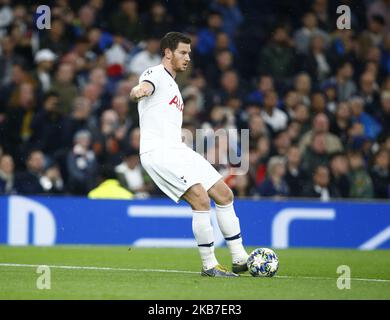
top-left (168, 95), bottom-right (184, 112)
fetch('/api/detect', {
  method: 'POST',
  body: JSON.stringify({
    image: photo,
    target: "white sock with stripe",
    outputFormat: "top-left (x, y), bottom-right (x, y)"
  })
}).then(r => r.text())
top-left (192, 210), bottom-right (219, 270)
top-left (215, 202), bottom-right (249, 264)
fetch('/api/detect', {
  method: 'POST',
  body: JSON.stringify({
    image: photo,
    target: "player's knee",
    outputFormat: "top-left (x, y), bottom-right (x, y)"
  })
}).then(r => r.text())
top-left (196, 194), bottom-right (211, 211)
top-left (218, 187), bottom-right (234, 206)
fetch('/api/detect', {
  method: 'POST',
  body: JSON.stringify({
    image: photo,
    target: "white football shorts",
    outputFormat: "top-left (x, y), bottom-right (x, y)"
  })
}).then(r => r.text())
top-left (140, 146), bottom-right (223, 203)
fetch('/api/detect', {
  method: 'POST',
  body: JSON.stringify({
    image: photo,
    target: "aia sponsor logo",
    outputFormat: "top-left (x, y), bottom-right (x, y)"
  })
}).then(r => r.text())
top-left (168, 95), bottom-right (184, 112)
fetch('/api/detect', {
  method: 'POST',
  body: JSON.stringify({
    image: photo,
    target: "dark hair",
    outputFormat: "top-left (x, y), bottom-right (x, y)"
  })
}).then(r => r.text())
top-left (98, 164), bottom-right (117, 180)
top-left (43, 90), bottom-right (59, 102)
top-left (160, 32), bottom-right (191, 57)
top-left (371, 14), bottom-right (385, 26)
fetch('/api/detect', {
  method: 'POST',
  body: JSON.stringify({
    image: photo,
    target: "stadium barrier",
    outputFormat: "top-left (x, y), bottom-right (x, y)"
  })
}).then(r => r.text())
top-left (0, 195), bottom-right (389, 249)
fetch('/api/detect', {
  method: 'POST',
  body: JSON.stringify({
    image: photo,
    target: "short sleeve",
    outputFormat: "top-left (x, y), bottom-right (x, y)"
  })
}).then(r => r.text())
top-left (139, 67), bottom-right (159, 95)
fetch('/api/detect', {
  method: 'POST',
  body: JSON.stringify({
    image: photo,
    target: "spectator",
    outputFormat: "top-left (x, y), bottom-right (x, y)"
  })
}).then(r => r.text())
top-left (63, 97), bottom-right (96, 148)
top-left (230, 172), bottom-right (256, 198)
top-left (4, 81), bottom-right (38, 166)
top-left (93, 109), bottom-right (123, 166)
top-left (0, 36), bottom-right (20, 87)
top-left (349, 96), bottom-right (382, 141)
top-left (310, 91), bottom-right (329, 116)
top-left (127, 36), bottom-right (161, 75)
top-left (257, 156), bottom-right (289, 198)
top-left (302, 165), bottom-right (338, 200)
top-left (0, 154), bottom-right (15, 193)
top-left (367, 0), bottom-right (390, 33)
top-left (359, 71), bottom-right (381, 118)
top-left (348, 151), bottom-right (374, 198)
top-left (14, 149), bottom-right (46, 194)
top-left (205, 49), bottom-right (235, 88)
top-left (294, 103), bottom-right (311, 134)
top-left (0, 0), bottom-right (13, 38)
top-left (284, 145), bottom-right (307, 197)
top-left (33, 49), bottom-right (56, 93)
top-left (210, 0), bottom-right (243, 38)
top-left (215, 70), bottom-right (245, 113)
top-left (30, 91), bottom-right (67, 156)
top-left (73, 5), bottom-right (97, 38)
top-left (358, 15), bottom-right (386, 61)
top-left (39, 18), bottom-right (72, 56)
top-left (40, 164), bottom-right (65, 194)
top-left (246, 75), bottom-right (274, 107)
top-left (271, 130), bottom-right (291, 157)
top-left (141, 1), bottom-right (173, 38)
top-left (88, 164), bottom-right (134, 199)
top-left (301, 132), bottom-right (330, 174)
top-left (115, 148), bottom-right (153, 197)
top-left (111, 95), bottom-right (134, 140)
top-left (322, 80), bottom-right (337, 113)
top-left (329, 152), bottom-right (350, 198)
top-left (381, 33), bottom-right (390, 76)
top-left (52, 63), bottom-right (79, 115)
top-left (258, 25), bottom-right (296, 84)
top-left (248, 114), bottom-right (270, 145)
top-left (369, 148), bottom-right (390, 198)
top-left (379, 91), bottom-right (390, 136)
top-left (249, 135), bottom-right (270, 186)
top-left (332, 60), bottom-right (357, 102)
top-left (109, 0), bottom-right (144, 44)
top-left (286, 120), bottom-right (303, 144)
top-left (196, 10), bottom-right (223, 57)
top-left (329, 102), bottom-right (351, 147)
top-left (294, 73), bottom-right (312, 107)
top-left (299, 113), bottom-right (343, 154)
top-left (260, 90), bottom-right (288, 133)
top-left (303, 34), bottom-right (332, 83)
top-left (293, 11), bottom-right (329, 55)
top-left (66, 130), bottom-right (98, 195)
top-left (311, 0), bottom-right (332, 32)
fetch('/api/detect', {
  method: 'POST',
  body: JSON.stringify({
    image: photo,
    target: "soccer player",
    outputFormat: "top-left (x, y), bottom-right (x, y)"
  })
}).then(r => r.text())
top-left (130, 32), bottom-right (249, 277)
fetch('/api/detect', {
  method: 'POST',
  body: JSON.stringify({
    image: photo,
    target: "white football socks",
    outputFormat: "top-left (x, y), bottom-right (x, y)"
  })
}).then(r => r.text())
top-left (192, 210), bottom-right (219, 270)
top-left (215, 202), bottom-right (249, 264)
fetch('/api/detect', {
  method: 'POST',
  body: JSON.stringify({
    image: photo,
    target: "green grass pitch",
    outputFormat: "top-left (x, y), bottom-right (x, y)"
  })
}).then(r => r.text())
top-left (0, 246), bottom-right (389, 299)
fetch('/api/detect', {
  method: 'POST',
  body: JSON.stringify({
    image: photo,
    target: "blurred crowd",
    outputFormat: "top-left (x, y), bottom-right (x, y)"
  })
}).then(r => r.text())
top-left (0, 0), bottom-right (390, 200)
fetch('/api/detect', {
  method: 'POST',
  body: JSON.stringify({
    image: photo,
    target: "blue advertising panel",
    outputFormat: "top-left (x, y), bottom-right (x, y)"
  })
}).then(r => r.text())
top-left (0, 195), bottom-right (389, 249)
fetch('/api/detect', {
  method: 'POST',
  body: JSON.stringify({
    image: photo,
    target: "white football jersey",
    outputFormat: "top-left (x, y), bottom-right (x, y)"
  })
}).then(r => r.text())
top-left (137, 64), bottom-right (186, 154)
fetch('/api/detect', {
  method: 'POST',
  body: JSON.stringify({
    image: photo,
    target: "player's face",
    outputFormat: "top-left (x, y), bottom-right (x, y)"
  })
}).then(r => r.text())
top-left (171, 42), bottom-right (191, 72)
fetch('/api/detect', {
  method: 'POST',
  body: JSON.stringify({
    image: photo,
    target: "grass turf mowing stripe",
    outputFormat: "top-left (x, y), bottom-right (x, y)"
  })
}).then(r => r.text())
top-left (1, 262), bottom-right (389, 283)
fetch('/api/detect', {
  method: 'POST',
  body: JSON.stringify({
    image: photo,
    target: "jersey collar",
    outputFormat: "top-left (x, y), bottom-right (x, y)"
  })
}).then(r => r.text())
top-left (164, 67), bottom-right (174, 79)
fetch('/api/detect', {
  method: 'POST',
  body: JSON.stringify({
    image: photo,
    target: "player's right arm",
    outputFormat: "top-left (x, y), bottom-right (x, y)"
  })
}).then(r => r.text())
top-left (129, 81), bottom-right (154, 102)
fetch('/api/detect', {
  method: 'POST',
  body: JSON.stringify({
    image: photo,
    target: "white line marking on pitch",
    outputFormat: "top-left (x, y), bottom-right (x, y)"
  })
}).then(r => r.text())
top-left (0, 263), bottom-right (389, 283)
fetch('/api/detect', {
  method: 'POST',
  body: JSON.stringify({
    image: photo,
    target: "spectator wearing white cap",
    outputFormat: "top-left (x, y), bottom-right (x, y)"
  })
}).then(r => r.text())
top-left (33, 48), bottom-right (56, 92)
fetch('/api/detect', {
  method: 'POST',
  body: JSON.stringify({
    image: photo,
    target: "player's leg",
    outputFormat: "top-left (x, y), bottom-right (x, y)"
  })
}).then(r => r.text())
top-left (181, 183), bottom-right (238, 277)
top-left (208, 179), bottom-right (249, 273)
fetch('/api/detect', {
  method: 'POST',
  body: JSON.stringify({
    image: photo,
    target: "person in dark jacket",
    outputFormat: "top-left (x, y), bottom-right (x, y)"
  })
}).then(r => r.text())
top-left (14, 149), bottom-right (46, 194)
top-left (369, 149), bottom-right (390, 199)
top-left (257, 156), bottom-right (289, 197)
top-left (329, 152), bottom-right (350, 198)
top-left (302, 165), bottom-right (340, 200)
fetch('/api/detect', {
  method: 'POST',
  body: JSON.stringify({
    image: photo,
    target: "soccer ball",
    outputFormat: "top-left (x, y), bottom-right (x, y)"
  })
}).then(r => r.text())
top-left (247, 248), bottom-right (279, 277)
